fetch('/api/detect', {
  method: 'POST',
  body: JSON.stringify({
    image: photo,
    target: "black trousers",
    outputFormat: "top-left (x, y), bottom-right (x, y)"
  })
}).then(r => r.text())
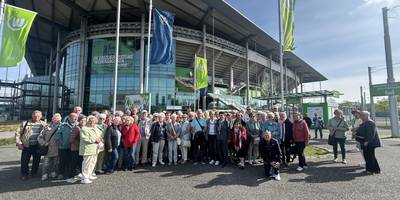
top-left (295, 142), bottom-right (306, 167)
top-left (363, 147), bottom-right (380, 173)
top-left (314, 128), bottom-right (323, 138)
top-left (193, 135), bottom-right (206, 162)
top-left (58, 149), bottom-right (72, 179)
top-left (333, 138), bottom-right (346, 160)
top-left (20, 144), bottom-right (41, 177)
top-left (280, 141), bottom-right (291, 164)
top-left (264, 162), bottom-right (280, 177)
top-left (208, 135), bottom-right (217, 161)
top-left (70, 150), bottom-right (83, 176)
top-left (217, 139), bottom-right (229, 164)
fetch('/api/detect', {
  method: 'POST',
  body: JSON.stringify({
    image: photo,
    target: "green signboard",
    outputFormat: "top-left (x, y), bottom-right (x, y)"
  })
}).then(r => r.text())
top-left (91, 38), bottom-right (135, 74)
top-left (370, 82), bottom-right (400, 97)
top-left (286, 97), bottom-right (301, 104)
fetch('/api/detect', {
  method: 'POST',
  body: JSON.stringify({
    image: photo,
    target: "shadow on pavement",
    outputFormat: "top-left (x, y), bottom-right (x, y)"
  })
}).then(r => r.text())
top-left (134, 163), bottom-right (269, 187)
top-left (287, 160), bottom-right (369, 183)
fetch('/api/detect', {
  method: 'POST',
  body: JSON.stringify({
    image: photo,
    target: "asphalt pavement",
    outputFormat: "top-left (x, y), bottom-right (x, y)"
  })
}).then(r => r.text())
top-left (0, 130), bottom-right (399, 200)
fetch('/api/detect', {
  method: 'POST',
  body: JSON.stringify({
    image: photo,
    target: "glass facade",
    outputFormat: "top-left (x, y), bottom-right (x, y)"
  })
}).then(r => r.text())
top-left (61, 42), bottom-right (80, 110)
top-left (62, 36), bottom-right (184, 113)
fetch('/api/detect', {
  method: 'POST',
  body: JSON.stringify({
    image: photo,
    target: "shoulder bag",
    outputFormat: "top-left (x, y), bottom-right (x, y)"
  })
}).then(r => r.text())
top-left (328, 119), bottom-right (342, 146)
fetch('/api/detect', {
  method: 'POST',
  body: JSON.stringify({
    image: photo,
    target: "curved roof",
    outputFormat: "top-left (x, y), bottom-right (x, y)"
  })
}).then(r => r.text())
top-left (8, 0), bottom-right (326, 83)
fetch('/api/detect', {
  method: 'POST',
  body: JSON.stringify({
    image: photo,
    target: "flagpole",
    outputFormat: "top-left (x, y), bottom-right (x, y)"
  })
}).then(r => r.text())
top-left (0, 0), bottom-right (5, 60)
top-left (145, 0), bottom-right (153, 93)
top-left (278, 0), bottom-right (285, 112)
top-left (194, 54), bottom-right (197, 112)
top-left (112, 0), bottom-right (121, 117)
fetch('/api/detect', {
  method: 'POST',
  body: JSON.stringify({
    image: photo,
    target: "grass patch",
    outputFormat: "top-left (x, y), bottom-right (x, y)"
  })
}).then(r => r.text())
top-left (0, 137), bottom-right (15, 146)
top-left (305, 145), bottom-right (329, 158)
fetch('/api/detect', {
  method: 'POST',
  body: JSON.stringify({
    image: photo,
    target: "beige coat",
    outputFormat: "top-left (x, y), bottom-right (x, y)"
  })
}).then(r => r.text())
top-left (79, 126), bottom-right (102, 156)
top-left (15, 120), bottom-right (47, 148)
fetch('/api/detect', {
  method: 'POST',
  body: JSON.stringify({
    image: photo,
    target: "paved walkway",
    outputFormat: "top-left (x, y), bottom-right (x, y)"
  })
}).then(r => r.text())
top-left (0, 130), bottom-right (399, 200)
top-left (0, 132), bottom-right (14, 139)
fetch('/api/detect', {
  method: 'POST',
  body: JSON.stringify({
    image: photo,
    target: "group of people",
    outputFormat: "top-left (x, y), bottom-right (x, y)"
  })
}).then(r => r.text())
top-left (14, 105), bottom-right (381, 184)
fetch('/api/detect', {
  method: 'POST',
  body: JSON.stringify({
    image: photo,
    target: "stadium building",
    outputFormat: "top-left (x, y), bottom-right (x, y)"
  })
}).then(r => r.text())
top-left (6, 0), bottom-right (326, 117)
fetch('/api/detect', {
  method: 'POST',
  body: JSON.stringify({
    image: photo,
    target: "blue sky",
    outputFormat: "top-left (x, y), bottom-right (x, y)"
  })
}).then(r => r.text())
top-left (1, 0), bottom-right (400, 102)
top-left (227, 0), bottom-right (400, 101)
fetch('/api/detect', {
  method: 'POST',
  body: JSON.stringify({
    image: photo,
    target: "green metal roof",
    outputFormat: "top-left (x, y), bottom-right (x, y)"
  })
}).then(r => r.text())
top-left (256, 90), bottom-right (343, 100)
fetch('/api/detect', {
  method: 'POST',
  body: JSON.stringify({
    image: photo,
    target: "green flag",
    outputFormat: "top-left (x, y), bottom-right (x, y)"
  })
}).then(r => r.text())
top-left (0, 4), bottom-right (37, 67)
top-left (282, 0), bottom-right (295, 52)
top-left (195, 56), bottom-right (208, 90)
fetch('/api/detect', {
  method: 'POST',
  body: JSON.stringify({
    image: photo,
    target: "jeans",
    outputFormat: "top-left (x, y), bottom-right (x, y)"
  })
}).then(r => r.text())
top-left (42, 156), bottom-right (58, 176)
top-left (217, 139), bottom-right (229, 165)
top-left (247, 139), bottom-right (259, 162)
top-left (207, 135), bottom-right (217, 161)
top-left (130, 144), bottom-right (137, 166)
top-left (123, 147), bottom-right (133, 169)
top-left (135, 137), bottom-right (149, 164)
top-left (107, 148), bottom-right (119, 172)
top-left (20, 145), bottom-right (41, 176)
top-left (295, 142), bottom-right (306, 168)
top-left (168, 140), bottom-right (178, 164)
top-left (117, 146), bottom-right (124, 169)
top-left (264, 162), bottom-right (280, 177)
top-left (333, 138), bottom-right (346, 160)
top-left (70, 150), bottom-right (83, 177)
top-left (363, 147), bottom-right (380, 173)
top-left (314, 128), bottom-right (323, 138)
top-left (58, 149), bottom-right (72, 179)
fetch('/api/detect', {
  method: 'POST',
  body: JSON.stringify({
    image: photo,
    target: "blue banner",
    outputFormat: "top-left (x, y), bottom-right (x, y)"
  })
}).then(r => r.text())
top-left (150, 8), bottom-right (175, 65)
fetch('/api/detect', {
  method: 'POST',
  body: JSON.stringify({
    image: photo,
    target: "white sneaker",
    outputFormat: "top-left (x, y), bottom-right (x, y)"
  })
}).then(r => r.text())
top-left (152, 163), bottom-right (156, 167)
top-left (66, 178), bottom-right (79, 183)
top-left (50, 172), bottom-right (57, 178)
top-left (41, 174), bottom-right (48, 181)
top-left (81, 179), bottom-right (92, 184)
top-left (342, 159), bottom-right (347, 164)
top-left (333, 158), bottom-right (338, 163)
top-left (209, 160), bottom-right (215, 165)
top-left (215, 161), bottom-right (220, 166)
top-left (89, 176), bottom-right (97, 180)
top-left (91, 173), bottom-right (97, 178)
top-left (296, 166), bottom-right (304, 171)
top-left (274, 174), bottom-right (281, 181)
top-left (159, 161), bottom-right (165, 165)
top-left (77, 173), bottom-right (83, 178)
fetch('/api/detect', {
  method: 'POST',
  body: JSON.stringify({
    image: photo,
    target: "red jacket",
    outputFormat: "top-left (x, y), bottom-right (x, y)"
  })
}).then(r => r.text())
top-left (231, 127), bottom-right (247, 148)
top-left (292, 119), bottom-right (309, 143)
top-left (121, 124), bottom-right (140, 148)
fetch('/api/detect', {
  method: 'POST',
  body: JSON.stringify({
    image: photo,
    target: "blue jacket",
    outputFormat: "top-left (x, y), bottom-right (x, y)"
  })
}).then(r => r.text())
top-left (56, 121), bottom-right (77, 149)
top-left (261, 121), bottom-right (281, 144)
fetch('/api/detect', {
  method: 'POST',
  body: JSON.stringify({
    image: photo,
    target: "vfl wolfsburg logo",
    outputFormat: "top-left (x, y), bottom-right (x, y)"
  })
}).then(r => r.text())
top-left (7, 16), bottom-right (27, 31)
top-left (199, 62), bottom-right (205, 72)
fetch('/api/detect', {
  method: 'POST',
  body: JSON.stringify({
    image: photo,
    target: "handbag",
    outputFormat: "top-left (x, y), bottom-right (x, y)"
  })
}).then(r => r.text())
top-left (37, 126), bottom-right (56, 156)
top-left (328, 119), bottom-right (343, 146)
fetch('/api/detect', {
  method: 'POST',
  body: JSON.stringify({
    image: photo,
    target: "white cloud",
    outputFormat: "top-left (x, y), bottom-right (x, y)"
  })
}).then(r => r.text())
top-left (363, 0), bottom-right (400, 7)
